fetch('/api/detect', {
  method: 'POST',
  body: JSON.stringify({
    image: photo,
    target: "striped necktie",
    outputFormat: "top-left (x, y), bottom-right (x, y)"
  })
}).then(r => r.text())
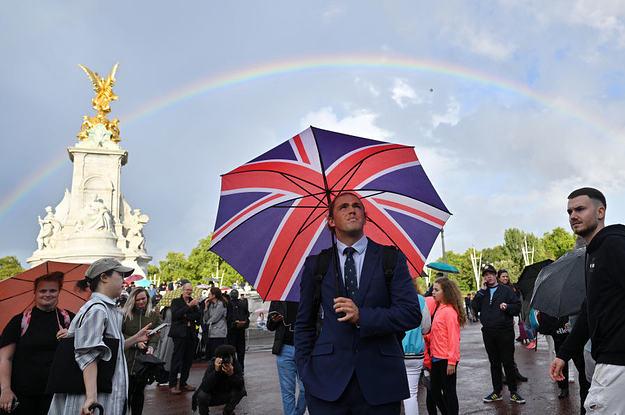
top-left (343, 247), bottom-right (358, 298)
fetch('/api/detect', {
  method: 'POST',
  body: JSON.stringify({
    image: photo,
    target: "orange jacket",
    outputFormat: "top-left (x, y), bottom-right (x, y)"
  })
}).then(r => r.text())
top-left (427, 301), bottom-right (461, 365)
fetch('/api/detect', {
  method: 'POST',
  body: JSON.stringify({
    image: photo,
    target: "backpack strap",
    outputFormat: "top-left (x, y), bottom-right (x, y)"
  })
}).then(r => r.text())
top-left (20, 310), bottom-right (32, 337)
top-left (59, 308), bottom-right (71, 328)
top-left (313, 247), bottom-right (334, 305)
top-left (382, 245), bottom-right (398, 288)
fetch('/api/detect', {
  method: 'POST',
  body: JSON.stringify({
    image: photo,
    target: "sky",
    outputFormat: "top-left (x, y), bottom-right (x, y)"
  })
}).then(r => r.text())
top-left (2, 1), bottom-right (625, 272)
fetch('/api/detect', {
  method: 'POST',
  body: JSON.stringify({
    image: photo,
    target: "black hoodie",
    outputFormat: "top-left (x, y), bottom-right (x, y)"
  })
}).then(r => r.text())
top-left (557, 224), bottom-right (625, 365)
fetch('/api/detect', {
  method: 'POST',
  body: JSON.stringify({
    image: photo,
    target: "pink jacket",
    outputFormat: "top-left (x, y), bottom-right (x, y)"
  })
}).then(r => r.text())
top-left (429, 303), bottom-right (461, 365)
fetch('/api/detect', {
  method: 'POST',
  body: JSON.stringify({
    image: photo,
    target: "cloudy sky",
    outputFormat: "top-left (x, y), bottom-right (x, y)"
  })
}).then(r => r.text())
top-left (2, 1), bottom-right (625, 271)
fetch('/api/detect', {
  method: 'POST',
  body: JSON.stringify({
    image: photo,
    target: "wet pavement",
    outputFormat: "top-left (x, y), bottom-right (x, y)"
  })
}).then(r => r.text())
top-left (143, 322), bottom-right (583, 414)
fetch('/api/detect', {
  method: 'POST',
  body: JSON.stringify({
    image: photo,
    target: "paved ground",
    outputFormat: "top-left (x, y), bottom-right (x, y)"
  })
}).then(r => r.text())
top-left (143, 322), bottom-right (584, 414)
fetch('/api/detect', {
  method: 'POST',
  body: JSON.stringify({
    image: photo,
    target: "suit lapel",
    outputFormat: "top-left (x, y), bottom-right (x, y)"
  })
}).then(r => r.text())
top-left (355, 239), bottom-right (380, 307)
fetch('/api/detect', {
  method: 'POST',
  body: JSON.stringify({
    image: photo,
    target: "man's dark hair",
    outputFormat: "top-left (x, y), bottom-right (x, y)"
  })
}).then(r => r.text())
top-left (568, 187), bottom-right (606, 209)
top-left (214, 344), bottom-right (236, 358)
top-left (327, 192), bottom-right (365, 219)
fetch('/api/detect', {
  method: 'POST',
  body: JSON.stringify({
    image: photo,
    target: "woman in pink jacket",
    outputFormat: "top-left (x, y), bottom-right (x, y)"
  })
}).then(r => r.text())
top-left (429, 277), bottom-right (466, 415)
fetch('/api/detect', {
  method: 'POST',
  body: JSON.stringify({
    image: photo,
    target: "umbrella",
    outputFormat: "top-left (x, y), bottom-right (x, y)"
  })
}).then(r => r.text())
top-left (156, 287), bottom-right (204, 307)
top-left (516, 259), bottom-right (554, 299)
top-left (125, 274), bottom-right (145, 283)
top-left (530, 248), bottom-right (586, 318)
top-left (0, 261), bottom-right (91, 330)
top-left (209, 126), bottom-right (450, 301)
top-left (202, 277), bottom-right (220, 283)
top-left (196, 283), bottom-right (211, 289)
top-left (426, 262), bottom-right (459, 274)
top-left (253, 307), bottom-right (269, 316)
top-left (135, 279), bottom-right (153, 287)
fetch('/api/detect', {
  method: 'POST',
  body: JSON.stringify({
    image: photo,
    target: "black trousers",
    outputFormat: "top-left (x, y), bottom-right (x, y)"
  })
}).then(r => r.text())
top-left (194, 387), bottom-right (246, 415)
top-left (482, 327), bottom-right (517, 393)
top-left (128, 375), bottom-right (148, 415)
top-left (428, 360), bottom-right (458, 415)
top-left (169, 330), bottom-right (196, 388)
top-left (227, 329), bottom-right (246, 372)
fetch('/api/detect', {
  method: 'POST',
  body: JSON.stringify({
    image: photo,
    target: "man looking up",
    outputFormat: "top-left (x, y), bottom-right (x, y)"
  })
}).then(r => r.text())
top-left (471, 264), bottom-right (524, 404)
top-left (295, 192), bottom-right (422, 415)
top-left (550, 187), bottom-right (625, 413)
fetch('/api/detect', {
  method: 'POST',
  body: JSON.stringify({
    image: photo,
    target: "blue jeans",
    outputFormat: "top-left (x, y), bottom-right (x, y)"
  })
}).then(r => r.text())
top-left (276, 344), bottom-right (306, 415)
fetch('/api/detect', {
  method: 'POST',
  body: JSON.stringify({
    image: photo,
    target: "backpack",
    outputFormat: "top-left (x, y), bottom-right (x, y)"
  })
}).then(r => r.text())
top-left (313, 245), bottom-right (405, 347)
top-left (229, 300), bottom-right (250, 329)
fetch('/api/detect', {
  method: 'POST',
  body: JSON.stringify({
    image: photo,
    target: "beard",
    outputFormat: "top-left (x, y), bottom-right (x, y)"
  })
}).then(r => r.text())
top-left (573, 220), bottom-right (598, 238)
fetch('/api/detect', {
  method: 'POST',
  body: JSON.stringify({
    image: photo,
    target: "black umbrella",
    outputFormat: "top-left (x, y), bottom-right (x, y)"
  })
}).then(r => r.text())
top-left (516, 259), bottom-right (553, 299)
top-left (134, 354), bottom-right (166, 384)
top-left (530, 248), bottom-right (586, 318)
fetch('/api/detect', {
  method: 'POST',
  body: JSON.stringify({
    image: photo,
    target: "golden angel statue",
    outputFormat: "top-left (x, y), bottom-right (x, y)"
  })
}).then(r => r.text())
top-left (77, 63), bottom-right (121, 143)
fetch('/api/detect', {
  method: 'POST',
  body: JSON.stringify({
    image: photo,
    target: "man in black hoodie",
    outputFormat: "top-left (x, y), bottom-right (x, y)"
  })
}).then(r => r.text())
top-left (550, 187), bottom-right (625, 413)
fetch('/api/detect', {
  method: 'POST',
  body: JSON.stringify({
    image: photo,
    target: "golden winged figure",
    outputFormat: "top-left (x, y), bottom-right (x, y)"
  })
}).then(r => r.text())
top-left (77, 63), bottom-right (121, 143)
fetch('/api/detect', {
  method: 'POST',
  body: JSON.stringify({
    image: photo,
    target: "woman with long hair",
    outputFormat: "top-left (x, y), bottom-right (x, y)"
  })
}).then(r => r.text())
top-left (122, 287), bottom-right (162, 415)
top-left (428, 277), bottom-right (466, 415)
top-left (0, 272), bottom-right (75, 415)
top-left (47, 258), bottom-right (153, 415)
top-left (402, 278), bottom-right (431, 415)
top-left (202, 287), bottom-right (229, 361)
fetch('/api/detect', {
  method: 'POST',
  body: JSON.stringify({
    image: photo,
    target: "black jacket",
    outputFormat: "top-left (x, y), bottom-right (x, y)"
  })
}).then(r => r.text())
top-left (266, 301), bottom-right (298, 355)
top-left (558, 225), bottom-right (625, 365)
top-left (198, 356), bottom-right (245, 394)
top-left (471, 283), bottom-right (521, 330)
top-left (168, 296), bottom-right (201, 338)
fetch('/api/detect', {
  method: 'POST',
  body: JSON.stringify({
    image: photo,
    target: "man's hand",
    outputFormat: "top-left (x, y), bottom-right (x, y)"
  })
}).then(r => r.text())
top-left (222, 362), bottom-right (234, 376)
top-left (333, 297), bottom-right (360, 325)
top-left (499, 303), bottom-right (508, 311)
top-left (188, 299), bottom-right (200, 307)
top-left (481, 278), bottom-right (487, 290)
top-left (270, 313), bottom-right (283, 323)
top-left (214, 357), bottom-right (222, 372)
top-left (550, 357), bottom-right (566, 381)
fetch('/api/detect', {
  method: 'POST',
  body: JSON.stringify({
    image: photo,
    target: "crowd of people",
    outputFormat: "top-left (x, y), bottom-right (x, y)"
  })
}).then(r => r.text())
top-left (0, 187), bottom-right (621, 414)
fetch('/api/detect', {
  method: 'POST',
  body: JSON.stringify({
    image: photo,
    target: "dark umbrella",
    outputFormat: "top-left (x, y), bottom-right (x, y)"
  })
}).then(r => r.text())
top-left (426, 262), bottom-right (459, 274)
top-left (530, 248), bottom-right (586, 317)
top-left (516, 259), bottom-right (554, 299)
top-left (209, 126), bottom-right (450, 301)
top-left (134, 354), bottom-right (166, 384)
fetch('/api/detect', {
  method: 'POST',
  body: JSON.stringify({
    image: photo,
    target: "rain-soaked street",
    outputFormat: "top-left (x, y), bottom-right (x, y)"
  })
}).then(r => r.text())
top-left (143, 322), bottom-right (584, 414)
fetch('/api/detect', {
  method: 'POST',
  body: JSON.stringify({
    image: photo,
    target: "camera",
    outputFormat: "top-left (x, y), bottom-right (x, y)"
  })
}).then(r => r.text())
top-left (221, 355), bottom-right (231, 365)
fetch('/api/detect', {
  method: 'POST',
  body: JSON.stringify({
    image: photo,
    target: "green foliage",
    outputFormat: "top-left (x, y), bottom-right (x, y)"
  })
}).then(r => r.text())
top-left (0, 256), bottom-right (25, 280)
top-left (150, 235), bottom-right (244, 288)
top-left (542, 227), bottom-right (576, 259)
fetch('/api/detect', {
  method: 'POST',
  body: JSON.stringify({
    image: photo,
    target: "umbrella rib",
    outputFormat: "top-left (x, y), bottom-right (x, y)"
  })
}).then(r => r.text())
top-left (366, 216), bottom-right (420, 275)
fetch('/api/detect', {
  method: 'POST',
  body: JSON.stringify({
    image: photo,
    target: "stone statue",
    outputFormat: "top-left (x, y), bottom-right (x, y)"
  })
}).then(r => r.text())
top-left (76, 195), bottom-right (115, 235)
top-left (36, 206), bottom-right (62, 250)
top-left (77, 63), bottom-right (121, 143)
top-left (126, 209), bottom-right (149, 251)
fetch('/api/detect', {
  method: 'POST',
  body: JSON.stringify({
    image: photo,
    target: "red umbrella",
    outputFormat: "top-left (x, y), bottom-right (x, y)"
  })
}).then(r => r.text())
top-left (125, 274), bottom-right (145, 283)
top-left (0, 261), bottom-right (91, 330)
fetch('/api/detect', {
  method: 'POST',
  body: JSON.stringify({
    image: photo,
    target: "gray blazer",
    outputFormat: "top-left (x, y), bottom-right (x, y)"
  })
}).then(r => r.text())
top-left (203, 300), bottom-right (228, 338)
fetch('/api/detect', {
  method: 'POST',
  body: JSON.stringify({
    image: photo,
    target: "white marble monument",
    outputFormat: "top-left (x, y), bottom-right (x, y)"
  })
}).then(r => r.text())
top-left (27, 63), bottom-right (152, 276)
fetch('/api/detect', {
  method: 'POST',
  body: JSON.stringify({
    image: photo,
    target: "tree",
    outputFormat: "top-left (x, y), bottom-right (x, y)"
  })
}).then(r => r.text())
top-left (0, 256), bottom-right (24, 280)
top-left (186, 234), bottom-right (243, 287)
top-left (158, 252), bottom-right (193, 284)
top-left (542, 227), bottom-right (576, 259)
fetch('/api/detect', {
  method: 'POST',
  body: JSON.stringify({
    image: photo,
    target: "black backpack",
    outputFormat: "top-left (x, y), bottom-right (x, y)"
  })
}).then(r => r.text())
top-left (312, 245), bottom-right (405, 347)
top-left (229, 299), bottom-right (250, 329)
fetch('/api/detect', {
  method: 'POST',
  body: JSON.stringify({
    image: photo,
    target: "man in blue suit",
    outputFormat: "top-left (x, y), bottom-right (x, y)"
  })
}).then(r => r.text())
top-left (295, 192), bottom-right (422, 414)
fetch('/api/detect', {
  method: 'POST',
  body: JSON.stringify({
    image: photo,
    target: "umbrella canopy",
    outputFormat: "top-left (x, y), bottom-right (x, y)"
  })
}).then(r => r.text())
top-left (426, 262), bottom-right (459, 274)
top-left (202, 277), bottom-right (220, 283)
top-left (253, 307), bottom-right (269, 316)
top-left (196, 283), bottom-right (211, 289)
top-left (516, 259), bottom-right (554, 299)
top-left (156, 287), bottom-right (204, 307)
top-left (209, 126), bottom-right (450, 301)
top-left (125, 274), bottom-right (145, 283)
top-left (135, 279), bottom-right (153, 287)
top-left (530, 248), bottom-right (586, 318)
top-left (0, 261), bottom-right (91, 330)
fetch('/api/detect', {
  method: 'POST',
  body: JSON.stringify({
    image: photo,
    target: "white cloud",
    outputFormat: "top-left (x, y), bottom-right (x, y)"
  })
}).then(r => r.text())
top-left (430, 97), bottom-right (460, 129)
top-left (299, 107), bottom-right (392, 140)
top-left (355, 77), bottom-right (380, 97)
top-left (391, 78), bottom-right (422, 108)
top-left (454, 24), bottom-right (516, 61)
top-left (322, 5), bottom-right (344, 21)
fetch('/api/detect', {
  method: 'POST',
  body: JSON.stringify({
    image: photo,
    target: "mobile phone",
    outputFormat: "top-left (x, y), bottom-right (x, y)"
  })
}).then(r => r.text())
top-left (11, 400), bottom-right (19, 411)
top-left (149, 323), bottom-right (168, 336)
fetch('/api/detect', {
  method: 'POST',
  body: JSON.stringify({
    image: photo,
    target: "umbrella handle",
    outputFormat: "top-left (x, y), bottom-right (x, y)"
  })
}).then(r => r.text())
top-left (89, 403), bottom-right (104, 415)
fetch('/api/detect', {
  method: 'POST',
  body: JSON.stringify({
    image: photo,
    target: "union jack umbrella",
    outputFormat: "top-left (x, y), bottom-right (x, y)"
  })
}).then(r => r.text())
top-left (209, 126), bottom-right (451, 301)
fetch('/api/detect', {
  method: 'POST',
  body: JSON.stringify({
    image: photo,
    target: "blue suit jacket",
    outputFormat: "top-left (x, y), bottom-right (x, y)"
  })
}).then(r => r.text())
top-left (294, 239), bottom-right (422, 405)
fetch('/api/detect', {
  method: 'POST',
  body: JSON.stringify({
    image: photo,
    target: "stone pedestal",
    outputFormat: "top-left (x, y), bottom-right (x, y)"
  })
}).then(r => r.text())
top-left (27, 123), bottom-right (152, 276)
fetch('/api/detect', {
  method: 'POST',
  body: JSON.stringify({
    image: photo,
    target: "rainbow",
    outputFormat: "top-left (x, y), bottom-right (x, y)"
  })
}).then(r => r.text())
top-left (1, 54), bottom-right (621, 222)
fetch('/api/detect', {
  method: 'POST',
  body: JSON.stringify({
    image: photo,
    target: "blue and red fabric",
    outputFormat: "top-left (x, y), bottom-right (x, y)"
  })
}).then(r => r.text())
top-left (209, 126), bottom-right (451, 301)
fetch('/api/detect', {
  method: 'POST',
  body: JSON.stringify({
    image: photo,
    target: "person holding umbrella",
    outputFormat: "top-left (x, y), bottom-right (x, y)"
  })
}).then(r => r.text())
top-left (295, 192), bottom-right (422, 414)
top-left (0, 272), bottom-right (75, 415)
top-left (122, 287), bottom-right (162, 415)
top-left (47, 258), bottom-right (154, 415)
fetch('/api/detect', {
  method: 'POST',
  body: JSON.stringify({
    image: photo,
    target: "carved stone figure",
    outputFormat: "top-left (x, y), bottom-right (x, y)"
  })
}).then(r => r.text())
top-left (76, 195), bottom-right (115, 235)
top-left (36, 206), bottom-right (62, 250)
top-left (126, 209), bottom-right (149, 251)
